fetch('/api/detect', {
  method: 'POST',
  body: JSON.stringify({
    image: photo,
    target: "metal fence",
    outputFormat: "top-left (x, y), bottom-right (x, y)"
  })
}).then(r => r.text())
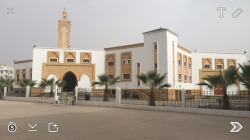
top-left (120, 89), bottom-right (249, 111)
top-left (6, 88), bottom-right (26, 97)
top-left (121, 89), bottom-right (182, 107)
top-left (186, 90), bottom-right (250, 111)
top-left (77, 88), bottom-right (116, 101)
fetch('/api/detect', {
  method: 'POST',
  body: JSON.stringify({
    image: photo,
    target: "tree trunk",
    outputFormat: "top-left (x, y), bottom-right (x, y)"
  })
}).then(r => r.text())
top-left (223, 88), bottom-right (230, 110)
top-left (103, 87), bottom-right (109, 101)
top-left (49, 90), bottom-right (53, 97)
top-left (149, 88), bottom-right (156, 106)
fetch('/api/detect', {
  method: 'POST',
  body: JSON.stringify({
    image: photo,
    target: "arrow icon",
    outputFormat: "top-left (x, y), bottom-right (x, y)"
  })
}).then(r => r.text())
top-left (230, 122), bottom-right (243, 132)
top-left (28, 123), bottom-right (37, 132)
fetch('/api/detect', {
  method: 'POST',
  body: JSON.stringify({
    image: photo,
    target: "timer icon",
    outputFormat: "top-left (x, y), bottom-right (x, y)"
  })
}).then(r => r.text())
top-left (8, 122), bottom-right (17, 133)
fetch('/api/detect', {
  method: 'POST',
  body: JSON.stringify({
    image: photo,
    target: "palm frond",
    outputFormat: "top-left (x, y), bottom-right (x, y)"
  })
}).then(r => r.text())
top-left (159, 83), bottom-right (171, 89)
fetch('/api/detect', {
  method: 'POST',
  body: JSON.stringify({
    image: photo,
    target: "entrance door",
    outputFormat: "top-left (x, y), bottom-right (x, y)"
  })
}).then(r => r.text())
top-left (63, 71), bottom-right (77, 92)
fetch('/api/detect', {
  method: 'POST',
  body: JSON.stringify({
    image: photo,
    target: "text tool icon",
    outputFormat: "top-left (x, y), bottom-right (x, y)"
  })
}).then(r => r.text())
top-left (28, 123), bottom-right (37, 132)
top-left (48, 122), bottom-right (58, 133)
top-left (8, 122), bottom-right (17, 133)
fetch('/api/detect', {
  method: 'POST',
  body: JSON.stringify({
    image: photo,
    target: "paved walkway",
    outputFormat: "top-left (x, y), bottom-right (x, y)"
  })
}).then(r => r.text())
top-left (0, 101), bottom-right (249, 140)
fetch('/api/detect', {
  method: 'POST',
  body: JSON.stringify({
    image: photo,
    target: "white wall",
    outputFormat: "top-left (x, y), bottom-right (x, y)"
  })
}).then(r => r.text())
top-left (105, 30), bottom-right (179, 89)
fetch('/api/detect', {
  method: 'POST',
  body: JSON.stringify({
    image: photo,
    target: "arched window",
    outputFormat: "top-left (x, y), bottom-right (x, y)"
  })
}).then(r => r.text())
top-left (48, 52), bottom-right (59, 63)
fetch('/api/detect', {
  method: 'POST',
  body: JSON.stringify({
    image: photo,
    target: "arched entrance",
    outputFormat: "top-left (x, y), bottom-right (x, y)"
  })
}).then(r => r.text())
top-left (63, 71), bottom-right (77, 92)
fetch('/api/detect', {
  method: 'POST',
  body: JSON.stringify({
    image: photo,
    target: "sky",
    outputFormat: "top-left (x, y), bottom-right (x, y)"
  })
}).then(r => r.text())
top-left (0, 0), bottom-right (249, 66)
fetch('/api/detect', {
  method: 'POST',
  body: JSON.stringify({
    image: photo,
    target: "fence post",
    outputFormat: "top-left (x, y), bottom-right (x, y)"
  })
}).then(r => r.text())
top-left (54, 85), bottom-right (59, 104)
top-left (26, 86), bottom-right (30, 97)
top-left (4, 87), bottom-right (7, 98)
top-left (181, 89), bottom-right (186, 108)
top-left (75, 86), bottom-right (78, 100)
top-left (116, 87), bottom-right (121, 104)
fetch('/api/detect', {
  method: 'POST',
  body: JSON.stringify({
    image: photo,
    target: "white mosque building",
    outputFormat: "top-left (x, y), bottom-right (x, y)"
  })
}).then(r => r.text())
top-left (13, 9), bottom-right (247, 95)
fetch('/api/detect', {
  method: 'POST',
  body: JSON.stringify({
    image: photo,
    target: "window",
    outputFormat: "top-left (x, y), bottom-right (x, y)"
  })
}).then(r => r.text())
top-left (154, 64), bottom-right (157, 69)
top-left (127, 59), bottom-right (131, 64)
top-left (154, 42), bottom-right (157, 49)
top-left (204, 65), bottom-right (210, 69)
top-left (189, 63), bottom-right (191, 68)
top-left (122, 74), bottom-right (131, 80)
top-left (0, 71), bottom-right (2, 73)
top-left (107, 61), bottom-right (114, 67)
top-left (122, 59), bottom-right (126, 64)
top-left (184, 75), bottom-right (187, 81)
top-left (189, 76), bottom-right (192, 81)
top-left (108, 75), bottom-right (114, 79)
top-left (66, 59), bottom-right (74, 63)
top-left (82, 59), bottom-right (90, 63)
top-left (229, 65), bottom-right (235, 69)
top-left (23, 74), bottom-right (26, 79)
top-left (10, 71), bottom-right (13, 74)
top-left (178, 74), bottom-right (182, 80)
top-left (122, 59), bottom-right (131, 64)
top-left (137, 63), bottom-right (140, 67)
top-left (217, 65), bottom-right (223, 70)
top-left (178, 60), bottom-right (182, 65)
top-left (49, 58), bottom-right (58, 62)
top-left (137, 81), bottom-right (140, 86)
top-left (184, 62), bottom-right (187, 67)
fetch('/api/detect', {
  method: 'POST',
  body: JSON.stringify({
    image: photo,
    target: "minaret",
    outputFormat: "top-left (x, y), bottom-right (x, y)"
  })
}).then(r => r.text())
top-left (58, 9), bottom-right (71, 48)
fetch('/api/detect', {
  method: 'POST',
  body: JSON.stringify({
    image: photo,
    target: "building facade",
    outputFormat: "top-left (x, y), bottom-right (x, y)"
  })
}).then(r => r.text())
top-left (0, 65), bottom-right (14, 79)
top-left (13, 60), bottom-right (33, 88)
top-left (13, 9), bottom-right (247, 94)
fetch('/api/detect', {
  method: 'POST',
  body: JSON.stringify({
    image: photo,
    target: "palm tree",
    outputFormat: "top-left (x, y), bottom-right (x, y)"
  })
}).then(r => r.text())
top-left (0, 76), bottom-right (14, 92)
top-left (19, 79), bottom-right (37, 97)
top-left (238, 63), bottom-right (250, 110)
top-left (55, 80), bottom-right (67, 92)
top-left (137, 71), bottom-right (171, 106)
top-left (92, 74), bottom-right (120, 101)
top-left (197, 68), bottom-right (239, 110)
top-left (39, 78), bottom-right (66, 97)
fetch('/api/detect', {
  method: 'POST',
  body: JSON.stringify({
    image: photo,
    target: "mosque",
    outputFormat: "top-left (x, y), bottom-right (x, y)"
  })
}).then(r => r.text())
top-left (13, 9), bottom-right (247, 94)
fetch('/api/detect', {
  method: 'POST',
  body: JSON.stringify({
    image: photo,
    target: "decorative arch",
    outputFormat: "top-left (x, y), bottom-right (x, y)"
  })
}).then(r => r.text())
top-left (202, 58), bottom-right (212, 69)
top-left (215, 59), bottom-right (224, 70)
top-left (227, 59), bottom-right (236, 69)
top-left (47, 51), bottom-right (59, 63)
top-left (46, 73), bottom-right (59, 80)
top-left (80, 52), bottom-right (92, 64)
top-left (64, 52), bottom-right (76, 63)
top-left (107, 54), bottom-right (115, 61)
top-left (62, 71), bottom-right (77, 92)
top-left (78, 74), bottom-right (92, 88)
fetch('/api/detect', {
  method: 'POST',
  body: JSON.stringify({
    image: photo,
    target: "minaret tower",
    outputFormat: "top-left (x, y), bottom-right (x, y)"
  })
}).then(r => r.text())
top-left (58, 8), bottom-right (71, 48)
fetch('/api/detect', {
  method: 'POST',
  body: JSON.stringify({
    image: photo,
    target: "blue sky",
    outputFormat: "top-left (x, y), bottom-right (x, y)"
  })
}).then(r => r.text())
top-left (0, 0), bottom-right (249, 66)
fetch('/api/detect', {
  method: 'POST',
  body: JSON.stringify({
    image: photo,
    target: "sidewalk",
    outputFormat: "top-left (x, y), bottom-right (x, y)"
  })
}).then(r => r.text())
top-left (0, 101), bottom-right (249, 140)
